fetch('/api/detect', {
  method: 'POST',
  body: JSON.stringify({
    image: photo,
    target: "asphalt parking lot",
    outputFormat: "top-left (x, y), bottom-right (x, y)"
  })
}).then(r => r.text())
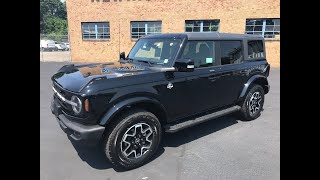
top-left (40, 62), bottom-right (280, 180)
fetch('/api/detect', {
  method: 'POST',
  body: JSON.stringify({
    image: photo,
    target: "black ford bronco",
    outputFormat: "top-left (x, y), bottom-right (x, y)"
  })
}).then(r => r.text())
top-left (51, 32), bottom-right (270, 169)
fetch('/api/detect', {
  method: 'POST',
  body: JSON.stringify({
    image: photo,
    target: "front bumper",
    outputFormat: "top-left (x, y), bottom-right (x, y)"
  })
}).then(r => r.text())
top-left (51, 97), bottom-right (105, 146)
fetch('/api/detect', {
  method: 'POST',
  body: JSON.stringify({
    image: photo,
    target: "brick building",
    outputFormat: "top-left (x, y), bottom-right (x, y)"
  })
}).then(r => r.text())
top-left (66, 0), bottom-right (280, 67)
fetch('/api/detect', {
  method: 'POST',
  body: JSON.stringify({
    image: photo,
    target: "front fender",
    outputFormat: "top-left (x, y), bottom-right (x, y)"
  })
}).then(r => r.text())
top-left (239, 75), bottom-right (269, 98)
top-left (99, 97), bottom-right (165, 126)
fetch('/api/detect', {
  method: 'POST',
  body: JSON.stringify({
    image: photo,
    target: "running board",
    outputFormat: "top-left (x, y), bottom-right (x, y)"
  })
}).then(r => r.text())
top-left (164, 105), bottom-right (241, 133)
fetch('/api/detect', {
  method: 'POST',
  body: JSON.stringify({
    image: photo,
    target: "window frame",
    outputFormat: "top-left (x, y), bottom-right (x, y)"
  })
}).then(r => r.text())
top-left (130, 21), bottom-right (162, 41)
top-left (81, 22), bottom-right (110, 41)
top-left (245, 18), bottom-right (280, 39)
top-left (217, 40), bottom-right (244, 67)
top-left (179, 40), bottom-right (219, 69)
top-left (247, 40), bottom-right (265, 60)
top-left (178, 40), bottom-right (245, 69)
top-left (185, 20), bottom-right (220, 33)
top-left (243, 39), bottom-right (266, 61)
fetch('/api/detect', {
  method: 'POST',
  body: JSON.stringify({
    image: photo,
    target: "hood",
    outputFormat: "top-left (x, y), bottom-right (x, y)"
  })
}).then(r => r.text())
top-left (51, 62), bottom-right (152, 92)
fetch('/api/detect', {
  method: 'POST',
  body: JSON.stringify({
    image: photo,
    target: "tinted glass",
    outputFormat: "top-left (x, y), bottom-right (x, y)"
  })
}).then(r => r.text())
top-left (182, 41), bottom-right (215, 68)
top-left (247, 40), bottom-right (264, 59)
top-left (220, 41), bottom-right (243, 65)
top-left (128, 38), bottom-right (181, 66)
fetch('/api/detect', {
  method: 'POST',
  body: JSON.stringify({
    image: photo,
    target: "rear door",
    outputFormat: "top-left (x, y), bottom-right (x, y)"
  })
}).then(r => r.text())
top-left (213, 40), bottom-right (247, 106)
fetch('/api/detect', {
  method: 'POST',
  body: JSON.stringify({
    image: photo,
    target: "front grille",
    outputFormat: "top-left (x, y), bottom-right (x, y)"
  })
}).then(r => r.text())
top-left (52, 82), bottom-right (91, 124)
top-left (53, 83), bottom-right (71, 98)
top-left (53, 82), bottom-right (74, 114)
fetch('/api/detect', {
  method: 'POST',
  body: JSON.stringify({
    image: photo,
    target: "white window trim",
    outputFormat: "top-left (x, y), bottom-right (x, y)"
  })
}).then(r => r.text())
top-left (82, 22), bottom-right (110, 41)
top-left (245, 18), bottom-right (280, 39)
top-left (130, 21), bottom-right (162, 40)
top-left (185, 20), bottom-right (220, 32)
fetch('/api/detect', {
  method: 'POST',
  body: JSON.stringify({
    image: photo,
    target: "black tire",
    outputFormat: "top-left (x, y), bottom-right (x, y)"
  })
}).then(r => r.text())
top-left (239, 84), bottom-right (265, 121)
top-left (102, 108), bottom-right (162, 170)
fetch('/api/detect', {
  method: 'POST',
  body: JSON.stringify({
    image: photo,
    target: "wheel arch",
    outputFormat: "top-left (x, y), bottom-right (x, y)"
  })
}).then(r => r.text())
top-left (239, 75), bottom-right (270, 99)
top-left (99, 97), bottom-right (168, 127)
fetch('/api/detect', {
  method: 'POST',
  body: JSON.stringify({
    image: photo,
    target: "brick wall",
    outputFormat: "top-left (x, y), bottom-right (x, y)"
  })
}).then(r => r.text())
top-left (265, 41), bottom-right (280, 67)
top-left (66, 0), bottom-right (280, 67)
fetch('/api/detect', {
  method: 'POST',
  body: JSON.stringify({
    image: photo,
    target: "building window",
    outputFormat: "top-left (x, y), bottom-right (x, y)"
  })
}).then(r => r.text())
top-left (245, 18), bottom-right (280, 38)
top-left (81, 22), bottom-right (110, 40)
top-left (131, 21), bottom-right (162, 40)
top-left (185, 20), bottom-right (220, 32)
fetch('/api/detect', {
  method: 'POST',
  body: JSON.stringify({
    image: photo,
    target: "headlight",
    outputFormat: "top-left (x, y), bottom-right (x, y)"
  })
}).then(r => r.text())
top-left (71, 96), bottom-right (82, 114)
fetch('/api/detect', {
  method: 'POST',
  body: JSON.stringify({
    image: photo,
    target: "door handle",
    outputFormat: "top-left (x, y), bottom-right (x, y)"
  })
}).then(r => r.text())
top-left (186, 77), bottom-right (198, 81)
top-left (240, 69), bottom-right (248, 74)
top-left (220, 73), bottom-right (231, 77)
top-left (208, 76), bottom-right (219, 82)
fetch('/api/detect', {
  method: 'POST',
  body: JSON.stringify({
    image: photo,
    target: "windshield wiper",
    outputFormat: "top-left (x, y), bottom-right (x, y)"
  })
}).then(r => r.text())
top-left (137, 60), bottom-right (155, 66)
top-left (127, 58), bottom-right (134, 62)
top-left (119, 57), bottom-right (134, 63)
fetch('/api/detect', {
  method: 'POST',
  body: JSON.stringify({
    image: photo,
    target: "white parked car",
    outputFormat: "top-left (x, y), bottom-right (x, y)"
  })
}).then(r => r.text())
top-left (40, 40), bottom-right (56, 51)
top-left (54, 42), bottom-right (68, 51)
top-left (65, 43), bottom-right (70, 50)
top-left (60, 42), bottom-right (70, 51)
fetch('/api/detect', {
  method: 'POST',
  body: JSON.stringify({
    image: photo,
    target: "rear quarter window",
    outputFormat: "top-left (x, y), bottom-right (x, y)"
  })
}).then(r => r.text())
top-left (220, 41), bottom-right (243, 65)
top-left (247, 40), bottom-right (264, 59)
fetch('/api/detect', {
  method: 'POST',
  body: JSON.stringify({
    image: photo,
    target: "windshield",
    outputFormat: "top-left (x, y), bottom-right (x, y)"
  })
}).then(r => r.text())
top-left (128, 38), bottom-right (181, 66)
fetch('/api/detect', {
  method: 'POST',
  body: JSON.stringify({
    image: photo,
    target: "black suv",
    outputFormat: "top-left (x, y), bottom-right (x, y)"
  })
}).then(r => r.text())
top-left (51, 32), bottom-right (270, 169)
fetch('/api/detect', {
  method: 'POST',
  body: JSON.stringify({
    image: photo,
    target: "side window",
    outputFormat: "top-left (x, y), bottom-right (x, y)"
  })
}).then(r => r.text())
top-left (247, 40), bottom-right (264, 59)
top-left (220, 41), bottom-right (243, 65)
top-left (181, 41), bottom-right (215, 68)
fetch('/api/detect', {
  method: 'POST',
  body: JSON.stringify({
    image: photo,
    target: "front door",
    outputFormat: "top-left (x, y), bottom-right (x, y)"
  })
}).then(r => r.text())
top-left (159, 40), bottom-right (221, 121)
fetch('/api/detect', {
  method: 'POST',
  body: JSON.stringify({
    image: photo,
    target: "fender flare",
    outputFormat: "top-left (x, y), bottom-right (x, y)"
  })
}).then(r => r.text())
top-left (239, 75), bottom-right (269, 98)
top-left (99, 97), bottom-right (166, 126)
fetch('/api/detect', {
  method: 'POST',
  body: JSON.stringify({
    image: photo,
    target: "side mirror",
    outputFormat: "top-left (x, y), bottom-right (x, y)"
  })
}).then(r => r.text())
top-left (174, 58), bottom-right (194, 72)
top-left (120, 52), bottom-right (125, 60)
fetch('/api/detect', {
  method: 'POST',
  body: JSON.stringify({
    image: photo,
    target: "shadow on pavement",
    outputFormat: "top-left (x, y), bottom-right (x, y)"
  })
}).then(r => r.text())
top-left (69, 138), bottom-right (113, 170)
top-left (69, 136), bottom-right (165, 172)
top-left (69, 114), bottom-right (239, 171)
top-left (163, 114), bottom-right (239, 147)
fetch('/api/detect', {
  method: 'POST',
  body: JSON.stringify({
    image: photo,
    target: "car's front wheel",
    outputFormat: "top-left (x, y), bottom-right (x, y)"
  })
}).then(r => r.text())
top-left (239, 84), bottom-right (265, 121)
top-left (102, 109), bottom-right (162, 170)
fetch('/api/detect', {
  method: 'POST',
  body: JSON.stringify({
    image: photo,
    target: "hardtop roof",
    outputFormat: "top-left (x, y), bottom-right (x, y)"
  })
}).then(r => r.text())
top-left (142, 32), bottom-right (264, 40)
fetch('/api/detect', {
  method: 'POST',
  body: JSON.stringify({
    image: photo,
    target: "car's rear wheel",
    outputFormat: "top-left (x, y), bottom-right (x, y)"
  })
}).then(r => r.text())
top-left (102, 109), bottom-right (162, 170)
top-left (239, 84), bottom-right (265, 121)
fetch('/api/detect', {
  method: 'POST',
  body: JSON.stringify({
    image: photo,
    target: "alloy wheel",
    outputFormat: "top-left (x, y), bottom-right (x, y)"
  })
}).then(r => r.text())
top-left (248, 92), bottom-right (262, 116)
top-left (120, 123), bottom-right (154, 159)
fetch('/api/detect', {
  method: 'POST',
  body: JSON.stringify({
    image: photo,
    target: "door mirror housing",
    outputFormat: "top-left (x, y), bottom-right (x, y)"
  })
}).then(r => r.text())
top-left (174, 58), bottom-right (195, 72)
top-left (120, 52), bottom-right (126, 60)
